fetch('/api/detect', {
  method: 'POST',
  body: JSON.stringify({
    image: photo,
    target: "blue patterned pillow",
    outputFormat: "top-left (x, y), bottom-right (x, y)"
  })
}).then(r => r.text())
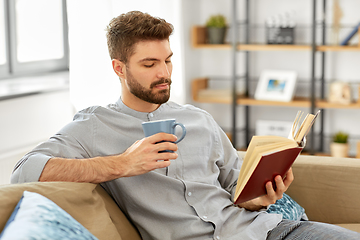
top-left (0, 191), bottom-right (98, 240)
top-left (267, 193), bottom-right (306, 221)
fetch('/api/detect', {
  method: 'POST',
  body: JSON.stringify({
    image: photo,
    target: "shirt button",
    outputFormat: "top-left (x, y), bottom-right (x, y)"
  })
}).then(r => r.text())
top-left (203, 215), bottom-right (207, 219)
top-left (216, 236), bottom-right (220, 240)
top-left (148, 113), bottom-right (154, 118)
top-left (187, 192), bottom-right (192, 197)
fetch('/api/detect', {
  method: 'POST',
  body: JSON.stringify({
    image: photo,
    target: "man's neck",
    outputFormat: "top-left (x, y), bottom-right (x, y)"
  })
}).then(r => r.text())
top-left (121, 93), bottom-right (161, 113)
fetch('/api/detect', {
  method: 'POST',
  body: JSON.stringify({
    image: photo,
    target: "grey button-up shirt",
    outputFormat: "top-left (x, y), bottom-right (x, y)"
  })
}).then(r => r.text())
top-left (11, 99), bottom-right (282, 240)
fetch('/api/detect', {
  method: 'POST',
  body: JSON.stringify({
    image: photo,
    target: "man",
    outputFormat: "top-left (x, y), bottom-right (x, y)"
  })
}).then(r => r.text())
top-left (11, 11), bottom-right (360, 240)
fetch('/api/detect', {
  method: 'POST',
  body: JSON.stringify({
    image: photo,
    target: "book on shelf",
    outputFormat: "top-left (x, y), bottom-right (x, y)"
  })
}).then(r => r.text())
top-left (198, 88), bottom-right (244, 101)
top-left (340, 22), bottom-right (360, 46)
top-left (233, 110), bottom-right (320, 205)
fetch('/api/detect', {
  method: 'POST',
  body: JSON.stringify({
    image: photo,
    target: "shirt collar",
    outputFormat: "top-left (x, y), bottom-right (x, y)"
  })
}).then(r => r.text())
top-left (116, 98), bottom-right (166, 121)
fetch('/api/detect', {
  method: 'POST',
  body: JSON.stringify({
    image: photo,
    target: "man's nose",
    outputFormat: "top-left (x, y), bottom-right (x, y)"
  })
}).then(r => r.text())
top-left (157, 62), bottom-right (171, 79)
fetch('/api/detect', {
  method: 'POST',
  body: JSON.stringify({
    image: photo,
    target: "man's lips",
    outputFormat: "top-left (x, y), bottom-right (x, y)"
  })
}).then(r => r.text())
top-left (154, 83), bottom-right (170, 90)
top-left (150, 79), bottom-right (172, 89)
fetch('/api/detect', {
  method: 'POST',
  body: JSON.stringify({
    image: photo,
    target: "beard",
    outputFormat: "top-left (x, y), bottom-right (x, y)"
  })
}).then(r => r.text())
top-left (126, 67), bottom-right (171, 104)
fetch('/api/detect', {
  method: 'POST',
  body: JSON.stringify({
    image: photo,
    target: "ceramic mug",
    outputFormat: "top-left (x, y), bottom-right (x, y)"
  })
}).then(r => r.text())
top-left (142, 119), bottom-right (186, 152)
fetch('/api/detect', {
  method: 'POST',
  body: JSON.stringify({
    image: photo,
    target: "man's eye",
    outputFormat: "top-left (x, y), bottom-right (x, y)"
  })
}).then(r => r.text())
top-left (144, 63), bottom-right (154, 68)
top-left (165, 60), bottom-right (171, 64)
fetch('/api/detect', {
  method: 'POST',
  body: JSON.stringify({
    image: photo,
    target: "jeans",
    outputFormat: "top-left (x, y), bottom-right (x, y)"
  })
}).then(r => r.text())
top-left (267, 219), bottom-right (360, 240)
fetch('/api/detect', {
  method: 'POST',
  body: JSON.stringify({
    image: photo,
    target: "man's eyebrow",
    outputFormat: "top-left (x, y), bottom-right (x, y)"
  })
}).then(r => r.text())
top-left (167, 52), bottom-right (173, 59)
top-left (138, 52), bottom-right (173, 63)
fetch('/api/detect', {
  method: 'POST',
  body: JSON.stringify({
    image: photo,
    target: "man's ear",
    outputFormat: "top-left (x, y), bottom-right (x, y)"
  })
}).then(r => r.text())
top-left (112, 59), bottom-right (126, 79)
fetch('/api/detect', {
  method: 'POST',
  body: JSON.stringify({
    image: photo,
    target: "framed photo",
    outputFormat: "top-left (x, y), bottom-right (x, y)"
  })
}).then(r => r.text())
top-left (254, 70), bottom-right (297, 102)
top-left (328, 82), bottom-right (352, 105)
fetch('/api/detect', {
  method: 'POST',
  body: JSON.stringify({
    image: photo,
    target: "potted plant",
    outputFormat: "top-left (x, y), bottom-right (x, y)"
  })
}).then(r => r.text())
top-left (330, 131), bottom-right (349, 157)
top-left (206, 14), bottom-right (227, 44)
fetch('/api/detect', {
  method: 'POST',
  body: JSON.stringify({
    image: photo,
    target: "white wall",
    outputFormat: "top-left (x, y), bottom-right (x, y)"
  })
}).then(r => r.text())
top-left (67, 0), bottom-right (185, 111)
top-left (182, 0), bottom-right (360, 155)
top-left (0, 90), bottom-right (74, 184)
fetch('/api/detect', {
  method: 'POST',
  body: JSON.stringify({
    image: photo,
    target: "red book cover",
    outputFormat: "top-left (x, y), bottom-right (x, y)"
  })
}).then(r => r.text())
top-left (234, 147), bottom-right (303, 205)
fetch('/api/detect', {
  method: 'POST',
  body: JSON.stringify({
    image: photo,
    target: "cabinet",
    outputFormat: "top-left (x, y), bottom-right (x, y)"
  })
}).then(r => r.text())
top-left (191, 0), bottom-right (360, 155)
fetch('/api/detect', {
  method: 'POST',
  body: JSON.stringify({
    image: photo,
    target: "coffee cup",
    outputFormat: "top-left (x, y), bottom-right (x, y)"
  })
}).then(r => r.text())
top-left (142, 119), bottom-right (186, 152)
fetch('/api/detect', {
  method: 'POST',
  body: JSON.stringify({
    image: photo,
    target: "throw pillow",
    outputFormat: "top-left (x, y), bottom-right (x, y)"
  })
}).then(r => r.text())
top-left (0, 191), bottom-right (98, 240)
top-left (267, 193), bottom-right (307, 221)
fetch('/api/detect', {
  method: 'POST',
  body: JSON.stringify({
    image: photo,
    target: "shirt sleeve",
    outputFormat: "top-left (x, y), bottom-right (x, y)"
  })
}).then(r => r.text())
top-left (11, 112), bottom-right (95, 183)
top-left (213, 122), bottom-right (243, 201)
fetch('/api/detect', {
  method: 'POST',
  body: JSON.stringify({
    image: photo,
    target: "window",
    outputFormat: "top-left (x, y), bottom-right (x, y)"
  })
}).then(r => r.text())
top-left (0, 0), bottom-right (8, 76)
top-left (0, 0), bottom-right (68, 79)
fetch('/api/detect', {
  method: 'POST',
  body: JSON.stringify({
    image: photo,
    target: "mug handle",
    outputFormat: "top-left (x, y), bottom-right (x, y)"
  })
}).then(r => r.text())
top-left (172, 122), bottom-right (186, 144)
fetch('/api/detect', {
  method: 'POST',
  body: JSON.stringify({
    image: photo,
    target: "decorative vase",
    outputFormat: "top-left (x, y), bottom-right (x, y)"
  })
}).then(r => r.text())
top-left (207, 27), bottom-right (226, 44)
top-left (330, 142), bottom-right (349, 158)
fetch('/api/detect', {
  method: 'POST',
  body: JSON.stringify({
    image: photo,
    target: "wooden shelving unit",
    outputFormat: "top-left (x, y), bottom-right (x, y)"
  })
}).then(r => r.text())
top-left (192, 26), bottom-right (360, 52)
top-left (191, 1), bottom-right (360, 155)
top-left (192, 78), bottom-right (360, 109)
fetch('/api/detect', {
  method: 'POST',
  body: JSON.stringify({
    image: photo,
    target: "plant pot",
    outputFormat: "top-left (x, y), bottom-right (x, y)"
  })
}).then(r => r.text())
top-left (330, 142), bottom-right (349, 158)
top-left (207, 27), bottom-right (226, 44)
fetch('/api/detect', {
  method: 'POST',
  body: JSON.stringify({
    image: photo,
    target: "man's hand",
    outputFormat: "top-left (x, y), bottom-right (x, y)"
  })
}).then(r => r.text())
top-left (39, 133), bottom-right (178, 183)
top-left (117, 132), bottom-right (179, 177)
top-left (237, 168), bottom-right (294, 211)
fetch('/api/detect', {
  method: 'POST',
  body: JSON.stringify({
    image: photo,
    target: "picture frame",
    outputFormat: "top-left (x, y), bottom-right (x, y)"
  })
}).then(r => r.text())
top-left (328, 82), bottom-right (352, 105)
top-left (254, 70), bottom-right (297, 102)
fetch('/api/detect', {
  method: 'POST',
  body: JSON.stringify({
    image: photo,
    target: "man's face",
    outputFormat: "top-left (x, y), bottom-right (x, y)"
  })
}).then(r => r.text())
top-left (124, 39), bottom-right (173, 104)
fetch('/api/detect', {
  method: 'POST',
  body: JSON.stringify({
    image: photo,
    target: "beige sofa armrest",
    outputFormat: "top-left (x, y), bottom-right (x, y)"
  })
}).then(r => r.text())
top-left (95, 185), bottom-right (141, 240)
top-left (287, 155), bottom-right (360, 224)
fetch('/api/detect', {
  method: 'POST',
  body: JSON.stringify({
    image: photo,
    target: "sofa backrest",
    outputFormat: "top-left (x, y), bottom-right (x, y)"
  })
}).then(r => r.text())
top-left (0, 182), bottom-right (141, 240)
top-left (288, 154), bottom-right (360, 224)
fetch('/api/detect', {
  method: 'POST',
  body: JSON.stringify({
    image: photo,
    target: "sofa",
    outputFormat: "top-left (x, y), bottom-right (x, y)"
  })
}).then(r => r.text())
top-left (1, 152), bottom-right (360, 239)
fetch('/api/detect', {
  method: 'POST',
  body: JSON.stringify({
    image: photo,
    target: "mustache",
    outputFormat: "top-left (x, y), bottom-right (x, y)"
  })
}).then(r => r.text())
top-left (150, 78), bottom-right (172, 89)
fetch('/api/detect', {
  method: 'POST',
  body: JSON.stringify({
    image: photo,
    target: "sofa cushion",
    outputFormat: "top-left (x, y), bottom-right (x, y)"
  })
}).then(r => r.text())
top-left (0, 191), bottom-right (98, 239)
top-left (335, 224), bottom-right (360, 233)
top-left (288, 155), bottom-right (360, 224)
top-left (0, 182), bottom-right (123, 240)
top-left (267, 193), bottom-right (306, 221)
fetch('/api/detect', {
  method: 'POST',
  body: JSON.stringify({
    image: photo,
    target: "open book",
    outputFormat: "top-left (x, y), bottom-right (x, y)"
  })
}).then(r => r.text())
top-left (233, 110), bottom-right (320, 205)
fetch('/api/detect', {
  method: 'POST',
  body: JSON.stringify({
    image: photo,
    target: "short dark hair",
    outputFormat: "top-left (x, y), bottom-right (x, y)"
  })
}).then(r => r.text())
top-left (106, 11), bottom-right (174, 63)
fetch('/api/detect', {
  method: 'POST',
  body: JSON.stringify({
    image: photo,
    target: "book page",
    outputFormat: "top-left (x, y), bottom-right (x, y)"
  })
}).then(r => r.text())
top-left (294, 110), bottom-right (320, 142)
top-left (288, 111), bottom-right (303, 140)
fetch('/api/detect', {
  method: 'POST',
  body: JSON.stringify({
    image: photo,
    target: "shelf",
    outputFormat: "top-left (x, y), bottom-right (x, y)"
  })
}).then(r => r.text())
top-left (192, 78), bottom-right (360, 109)
top-left (192, 26), bottom-right (360, 51)
top-left (192, 78), bottom-right (309, 107)
top-left (318, 26), bottom-right (360, 51)
top-left (238, 44), bottom-right (311, 51)
top-left (317, 45), bottom-right (360, 51)
top-left (317, 100), bottom-right (360, 109)
top-left (191, 77), bottom-right (242, 104)
top-left (238, 97), bottom-right (310, 107)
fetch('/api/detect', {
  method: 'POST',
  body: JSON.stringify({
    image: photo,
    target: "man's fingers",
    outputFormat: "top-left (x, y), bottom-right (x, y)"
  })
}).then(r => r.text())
top-left (283, 167), bottom-right (294, 187)
top-left (274, 175), bottom-right (286, 193)
top-left (156, 141), bottom-right (178, 153)
top-left (265, 181), bottom-right (276, 197)
top-left (154, 159), bottom-right (172, 169)
top-left (146, 132), bottom-right (178, 144)
top-left (144, 133), bottom-right (179, 154)
top-left (264, 180), bottom-right (282, 205)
